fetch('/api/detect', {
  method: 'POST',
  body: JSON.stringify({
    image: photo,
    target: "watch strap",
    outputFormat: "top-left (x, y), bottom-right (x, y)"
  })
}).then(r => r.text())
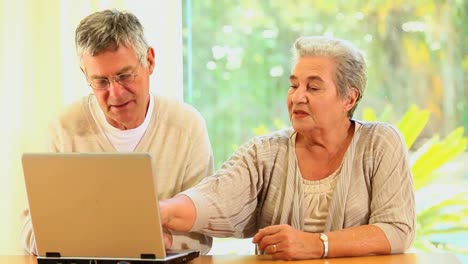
top-left (319, 233), bottom-right (329, 258)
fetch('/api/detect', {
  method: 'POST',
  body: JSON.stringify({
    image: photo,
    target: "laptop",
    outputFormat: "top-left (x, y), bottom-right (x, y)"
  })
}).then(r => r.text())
top-left (22, 152), bottom-right (200, 264)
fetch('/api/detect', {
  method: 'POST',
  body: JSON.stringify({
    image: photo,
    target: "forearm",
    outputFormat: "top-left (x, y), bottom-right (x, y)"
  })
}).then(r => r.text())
top-left (326, 225), bottom-right (391, 258)
top-left (160, 195), bottom-right (197, 232)
top-left (254, 224), bottom-right (391, 260)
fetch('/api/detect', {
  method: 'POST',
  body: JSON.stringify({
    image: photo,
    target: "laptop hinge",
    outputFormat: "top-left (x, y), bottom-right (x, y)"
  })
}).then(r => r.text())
top-left (45, 252), bottom-right (61, 258)
top-left (140, 253), bottom-right (156, 259)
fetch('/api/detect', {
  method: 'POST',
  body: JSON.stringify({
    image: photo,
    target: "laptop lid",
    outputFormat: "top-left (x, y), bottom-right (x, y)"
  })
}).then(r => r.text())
top-left (22, 152), bottom-right (197, 262)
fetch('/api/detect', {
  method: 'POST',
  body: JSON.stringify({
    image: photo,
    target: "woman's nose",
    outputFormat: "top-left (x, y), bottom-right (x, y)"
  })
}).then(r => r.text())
top-left (291, 86), bottom-right (308, 104)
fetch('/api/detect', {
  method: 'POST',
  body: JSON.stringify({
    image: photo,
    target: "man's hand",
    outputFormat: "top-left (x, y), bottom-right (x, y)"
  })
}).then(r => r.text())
top-left (252, 224), bottom-right (322, 260)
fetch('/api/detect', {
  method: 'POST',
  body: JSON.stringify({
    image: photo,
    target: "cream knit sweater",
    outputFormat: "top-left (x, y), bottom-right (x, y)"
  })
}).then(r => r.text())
top-left (183, 121), bottom-right (415, 253)
top-left (22, 94), bottom-right (214, 255)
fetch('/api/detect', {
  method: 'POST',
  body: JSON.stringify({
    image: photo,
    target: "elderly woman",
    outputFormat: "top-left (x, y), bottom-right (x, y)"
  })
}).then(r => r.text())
top-left (160, 36), bottom-right (415, 260)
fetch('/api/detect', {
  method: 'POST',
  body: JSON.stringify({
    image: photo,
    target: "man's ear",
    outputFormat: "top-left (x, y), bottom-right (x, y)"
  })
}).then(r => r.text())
top-left (344, 87), bottom-right (359, 112)
top-left (146, 47), bottom-right (155, 74)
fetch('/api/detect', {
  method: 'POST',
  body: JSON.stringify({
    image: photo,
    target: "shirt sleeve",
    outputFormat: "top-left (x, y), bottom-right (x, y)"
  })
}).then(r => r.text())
top-left (181, 137), bottom-right (269, 238)
top-left (181, 109), bottom-right (214, 190)
top-left (20, 209), bottom-right (38, 255)
top-left (171, 107), bottom-right (215, 253)
top-left (368, 124), bottom-right (416, 253)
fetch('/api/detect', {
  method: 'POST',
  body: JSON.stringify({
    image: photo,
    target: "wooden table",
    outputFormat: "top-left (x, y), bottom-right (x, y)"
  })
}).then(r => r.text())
top-left (1, 253), bottom-right (460, 263)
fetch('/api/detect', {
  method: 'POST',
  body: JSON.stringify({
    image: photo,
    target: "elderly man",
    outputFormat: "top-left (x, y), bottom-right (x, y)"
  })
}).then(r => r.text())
top-left (21, 9), bottom-right (213, 255)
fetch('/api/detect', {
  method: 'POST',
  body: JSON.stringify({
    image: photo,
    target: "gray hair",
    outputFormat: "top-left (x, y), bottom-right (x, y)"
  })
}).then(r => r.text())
top-left (292, 36), bottom-right (367, 117)
top-left (75, 9), bottom-right (149, 67)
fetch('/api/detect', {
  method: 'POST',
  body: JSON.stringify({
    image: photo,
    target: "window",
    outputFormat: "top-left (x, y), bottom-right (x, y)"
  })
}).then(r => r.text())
top-left (0, 0), bottom-right (182, 254)
top-left (183, 0), bottom-right (467, 260)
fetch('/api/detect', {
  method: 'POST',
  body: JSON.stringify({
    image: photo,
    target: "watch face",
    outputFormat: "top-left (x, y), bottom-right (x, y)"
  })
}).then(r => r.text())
top-left (320, 233), bottom-right (328, 241)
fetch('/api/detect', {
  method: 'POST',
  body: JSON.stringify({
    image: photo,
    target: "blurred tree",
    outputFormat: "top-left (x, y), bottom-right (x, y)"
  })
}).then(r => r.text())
top-left (183, 2), bottom-right (467, 259)
top-left (183, 0), bottom-right (466, 168)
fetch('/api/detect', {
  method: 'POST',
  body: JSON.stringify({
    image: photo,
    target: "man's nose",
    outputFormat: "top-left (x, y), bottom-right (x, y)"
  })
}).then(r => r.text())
top-left (108, 80), bottom-right (126, 97)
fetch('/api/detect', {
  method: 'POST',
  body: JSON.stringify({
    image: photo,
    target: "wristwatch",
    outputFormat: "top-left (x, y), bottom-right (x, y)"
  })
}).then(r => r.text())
top-left (319, 233), bottom-right (329, 258)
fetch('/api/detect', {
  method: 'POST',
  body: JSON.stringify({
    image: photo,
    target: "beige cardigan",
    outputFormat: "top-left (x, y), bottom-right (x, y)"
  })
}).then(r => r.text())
top-left (184, 121), bottom-right (415, 253)
top-left (22, 94), bottom-right (214, 254)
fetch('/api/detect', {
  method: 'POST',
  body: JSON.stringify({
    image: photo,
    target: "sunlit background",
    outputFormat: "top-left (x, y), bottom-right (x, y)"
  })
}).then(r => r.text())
top-left (0, 0), bottom-right (466, 262)
top-left (0, 0), bottom-right (182, 255)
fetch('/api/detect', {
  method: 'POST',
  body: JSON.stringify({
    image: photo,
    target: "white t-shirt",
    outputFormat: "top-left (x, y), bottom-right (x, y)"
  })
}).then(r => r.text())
top-left (92, 94), bottom-right (154, 152)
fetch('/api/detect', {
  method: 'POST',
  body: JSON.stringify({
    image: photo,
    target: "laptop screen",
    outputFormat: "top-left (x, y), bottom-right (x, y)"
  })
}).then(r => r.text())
top-left (22, 153), bottom-right (168, 259)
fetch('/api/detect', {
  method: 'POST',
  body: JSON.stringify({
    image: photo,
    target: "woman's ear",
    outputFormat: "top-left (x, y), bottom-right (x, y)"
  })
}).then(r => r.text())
top-left (344, 88), bottom-right (359, 112)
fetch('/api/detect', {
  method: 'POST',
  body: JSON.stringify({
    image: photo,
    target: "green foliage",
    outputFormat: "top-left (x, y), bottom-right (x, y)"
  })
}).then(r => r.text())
top-left (183, 0), bottom-right (467, 256)
top-left (362, 106), bottom-right (468, 254)
top-left (397, 105), bottom-right (430, 149)
top-left (412, 127), bottom-right (467, 190)
top-left (183, 0), bottom-right (467, 169)
top-left (363, 105), bottom-right (467, 190)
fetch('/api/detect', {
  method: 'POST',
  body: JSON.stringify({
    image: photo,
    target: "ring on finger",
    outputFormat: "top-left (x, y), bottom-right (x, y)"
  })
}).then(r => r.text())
top-left (272, 244), bottom-right (277, 252)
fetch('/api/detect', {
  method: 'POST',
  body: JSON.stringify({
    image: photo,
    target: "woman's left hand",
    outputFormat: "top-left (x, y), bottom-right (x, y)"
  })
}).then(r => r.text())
top-left (252, 224), bottom-right (322, 260)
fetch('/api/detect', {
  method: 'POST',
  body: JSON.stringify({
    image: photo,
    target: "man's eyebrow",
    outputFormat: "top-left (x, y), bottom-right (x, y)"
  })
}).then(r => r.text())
top-left (88, 65), bottom-right (134, 79)
top-left (116, 65), bottom-right (134, 74)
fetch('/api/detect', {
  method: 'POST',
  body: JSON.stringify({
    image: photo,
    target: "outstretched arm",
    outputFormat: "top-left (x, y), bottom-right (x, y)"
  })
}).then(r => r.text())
top-left (160, 195), bottom-right (197, 233)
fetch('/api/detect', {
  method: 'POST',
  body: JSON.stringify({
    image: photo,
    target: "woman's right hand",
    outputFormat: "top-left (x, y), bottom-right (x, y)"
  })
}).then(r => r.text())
top-left (163, 227), bottom-right (173, 249)
top-left (158, 195), bottom-right (197, 233)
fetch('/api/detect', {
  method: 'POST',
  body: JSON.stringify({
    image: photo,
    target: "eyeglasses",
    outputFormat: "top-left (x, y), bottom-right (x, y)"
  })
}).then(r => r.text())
top-left (87, 67), bottom-right (139, 90)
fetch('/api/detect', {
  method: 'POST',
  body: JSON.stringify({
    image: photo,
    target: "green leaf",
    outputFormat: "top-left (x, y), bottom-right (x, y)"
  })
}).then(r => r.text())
top-left (412, 129), bottom-right (467, 190)
top-left (419, 208), bottom-right (468, 228)
top-left (419, 227), bottom-right (468, 236)
top-left (418, 193), bottom-right (468, 218)
top-left (412, 239), bottom-right (437, 252)
top-left (397, 105), bottom-right (430, 149)
top-left (414, 239), bottom-right (468, 254)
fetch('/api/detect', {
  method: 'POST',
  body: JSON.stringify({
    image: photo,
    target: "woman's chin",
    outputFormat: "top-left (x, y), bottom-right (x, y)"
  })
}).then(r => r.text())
top-left (292, 121), bottom-right (312, 131)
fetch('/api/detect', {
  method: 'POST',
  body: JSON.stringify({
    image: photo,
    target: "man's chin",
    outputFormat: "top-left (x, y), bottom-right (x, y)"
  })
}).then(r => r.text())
top-left (117, 119), bottom-right (138, 130)
top-left (105, 115), bottom-right (133, 130)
